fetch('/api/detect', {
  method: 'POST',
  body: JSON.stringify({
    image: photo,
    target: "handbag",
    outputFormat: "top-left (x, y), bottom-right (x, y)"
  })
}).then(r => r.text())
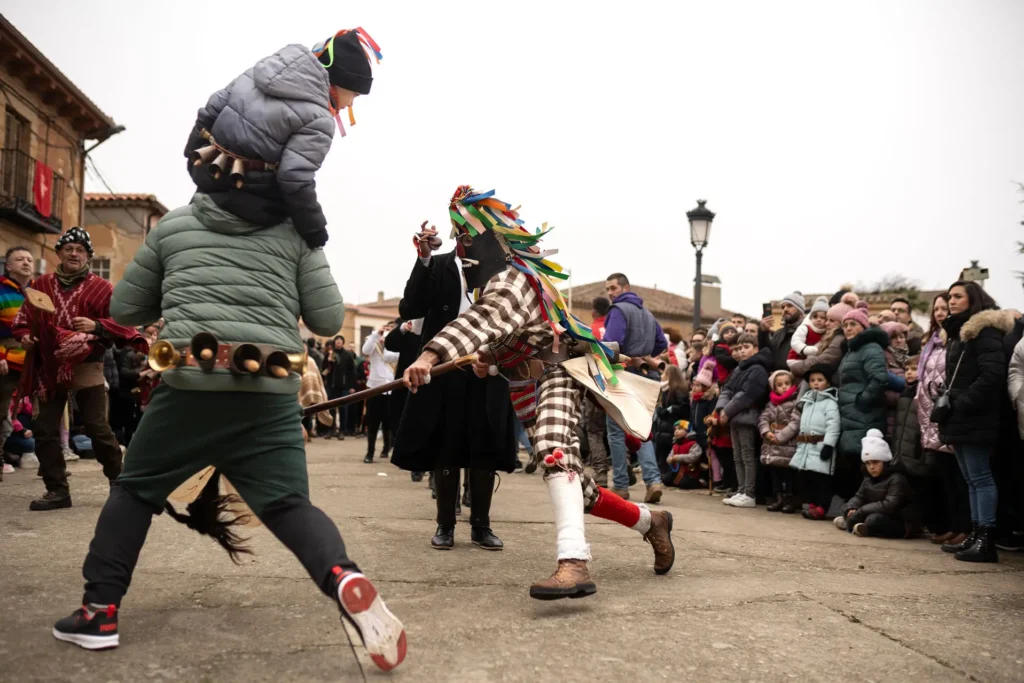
top-left (929, 349), bottom-right (964, 424)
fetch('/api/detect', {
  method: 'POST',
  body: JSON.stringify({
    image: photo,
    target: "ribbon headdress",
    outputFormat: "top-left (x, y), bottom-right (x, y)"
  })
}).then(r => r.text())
top-left (312, 27), bottom-right (382, 137)
top-left (448, 186), bottom-right (620, 389)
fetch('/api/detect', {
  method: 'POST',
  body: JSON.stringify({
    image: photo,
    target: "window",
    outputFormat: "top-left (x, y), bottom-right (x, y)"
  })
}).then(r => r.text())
top-left (91, 257), bottom-right (111, 280)
top-left (4, 107), bottom-right (30, 153)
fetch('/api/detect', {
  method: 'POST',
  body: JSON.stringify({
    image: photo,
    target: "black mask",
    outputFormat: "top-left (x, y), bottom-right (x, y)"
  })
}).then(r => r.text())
top-left (458, 229), bottom-right (509, 290)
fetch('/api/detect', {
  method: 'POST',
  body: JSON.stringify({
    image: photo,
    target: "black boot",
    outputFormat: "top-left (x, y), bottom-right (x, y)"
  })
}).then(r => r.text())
top-left (942, 523), bottom-right (978, 553)
top-left (431, 525), bottom-right (454, 550)
top-left (955, 525), bottom-right (999, 563)
top-left (780, 495), bottom-right (797, 514)
top-left (363, 453), bottom-right (374, 464)
top-left (468, 469), bottom-right (500, 549)
top-left (471, 526), bottom-right (503, 550)
top-left (30, 490), bottom-right (72, 511)
top-left (766, 495), bottom-right (784, 512)
top-left (411, 472), bottom-right (424, 483)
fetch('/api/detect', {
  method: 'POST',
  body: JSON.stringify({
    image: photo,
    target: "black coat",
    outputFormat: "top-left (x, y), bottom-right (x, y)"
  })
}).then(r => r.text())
top-left (653, 388), bottom-right (690, 456)
top-left (891, 382), bottom-right (938, 477)
top-left (842, 466), bottom-right (917, 523)
top-left (940, 309), bottom-right (1013, 446)
top-left (391, 253), bottom-right (516, 473)
top-left (323, 348), bottom-right (357, 392)
top-left (385, 324), bottom-right (421, 441)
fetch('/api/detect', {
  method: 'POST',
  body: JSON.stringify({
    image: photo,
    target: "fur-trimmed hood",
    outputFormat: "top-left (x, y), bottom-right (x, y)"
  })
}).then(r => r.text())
top-left (959, 309), bottom-right (1017, 342)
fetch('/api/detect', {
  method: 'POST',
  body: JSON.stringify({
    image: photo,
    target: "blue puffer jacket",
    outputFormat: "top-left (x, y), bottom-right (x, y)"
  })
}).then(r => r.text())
top-left (186, 44), bottom-right (336, 248)
top-left (789, 387), bottom-right (840, 475)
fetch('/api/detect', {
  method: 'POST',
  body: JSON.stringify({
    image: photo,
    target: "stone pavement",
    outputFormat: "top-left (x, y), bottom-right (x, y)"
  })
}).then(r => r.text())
top-left (1, 437), bottom-right (1022, 682)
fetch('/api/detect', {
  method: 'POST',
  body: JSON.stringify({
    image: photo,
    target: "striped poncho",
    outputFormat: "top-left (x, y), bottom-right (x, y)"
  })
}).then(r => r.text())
top-left (0, 275), bottom-right (27, 371)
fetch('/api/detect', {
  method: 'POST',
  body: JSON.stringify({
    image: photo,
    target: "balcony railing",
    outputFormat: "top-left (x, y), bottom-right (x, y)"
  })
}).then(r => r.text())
top-left (0, 148), bottom-right (65, 234)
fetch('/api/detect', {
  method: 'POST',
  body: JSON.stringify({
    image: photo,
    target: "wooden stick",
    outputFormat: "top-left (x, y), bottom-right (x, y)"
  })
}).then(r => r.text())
top-left (303, 354), bottom-right (477, 417)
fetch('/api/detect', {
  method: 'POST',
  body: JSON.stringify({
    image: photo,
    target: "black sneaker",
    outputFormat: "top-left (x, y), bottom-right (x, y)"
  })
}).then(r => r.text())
top-left (411, 472), bottom-right (424, 483)
top-left (381, 451), bottom-right (389, 460)
top-left (514, 460), bottom-right (524, 471)
top-left (30, 491), bottom-right (72, 511)
top-left (331, 568), bottom-right (406, 671)
top-left (363, 454), bottom-right (374, 464)
top-left (53, 604), bottom-right (119, 650)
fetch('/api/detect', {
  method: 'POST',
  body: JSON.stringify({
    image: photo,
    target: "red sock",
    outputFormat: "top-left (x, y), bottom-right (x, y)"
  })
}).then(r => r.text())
top-left (589, 487), bottom-right (641, 528)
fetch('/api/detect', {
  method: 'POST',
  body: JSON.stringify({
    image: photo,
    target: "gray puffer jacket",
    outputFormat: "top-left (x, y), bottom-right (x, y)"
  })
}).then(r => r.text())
top-left (186, 44), bottom-right (335, 249)
top-left (111, 193), bottom-right (345, 395)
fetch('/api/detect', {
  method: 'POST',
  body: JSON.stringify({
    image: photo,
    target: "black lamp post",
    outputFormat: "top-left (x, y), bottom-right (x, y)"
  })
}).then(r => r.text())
top-left (687, 199), bottom-right (715, 330)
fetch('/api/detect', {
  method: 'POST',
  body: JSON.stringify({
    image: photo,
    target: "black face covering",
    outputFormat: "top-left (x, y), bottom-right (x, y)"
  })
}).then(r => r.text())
top-left (459, 229), bottom-right (509, 290)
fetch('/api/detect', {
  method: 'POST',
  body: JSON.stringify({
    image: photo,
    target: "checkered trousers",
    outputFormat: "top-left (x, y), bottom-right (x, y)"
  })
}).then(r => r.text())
top-left (524, 365), bottom-right (601, 509)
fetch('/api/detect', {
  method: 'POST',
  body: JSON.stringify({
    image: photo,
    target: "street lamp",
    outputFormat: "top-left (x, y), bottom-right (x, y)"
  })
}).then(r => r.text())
top-left (687, 199), bottom-right (716, 330)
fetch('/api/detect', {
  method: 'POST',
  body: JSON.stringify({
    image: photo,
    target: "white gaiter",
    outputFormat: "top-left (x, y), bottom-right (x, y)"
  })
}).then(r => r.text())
top-left (546, 471), bottom-right (590, 561)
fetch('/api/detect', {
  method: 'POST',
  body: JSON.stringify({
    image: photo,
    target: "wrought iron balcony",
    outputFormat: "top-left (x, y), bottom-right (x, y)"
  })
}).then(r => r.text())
top-left (0, 148), bottom-right (65, 234)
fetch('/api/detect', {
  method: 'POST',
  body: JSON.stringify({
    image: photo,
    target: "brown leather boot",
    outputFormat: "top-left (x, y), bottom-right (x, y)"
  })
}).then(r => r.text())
top-left (644, 510), bottom-right (675, 575)
top-left (528, 559), bottom-right (597, 600)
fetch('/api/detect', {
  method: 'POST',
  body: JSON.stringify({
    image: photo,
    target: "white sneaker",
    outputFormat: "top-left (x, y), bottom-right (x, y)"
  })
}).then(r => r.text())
top-left (833, 516), bottom-right (848, 531)
top-left (2, 463), bottom-right (13, 474)
top-left (727, 494), bottom-right (756, 508)
top-left (335, 571), bottom-right (407, 671)
top-left (63, 449), bottom-right (80, 462)
top-left (721, 493), bottom-right (735, 504)
top-left (20, 452), bottom-right (39, 469)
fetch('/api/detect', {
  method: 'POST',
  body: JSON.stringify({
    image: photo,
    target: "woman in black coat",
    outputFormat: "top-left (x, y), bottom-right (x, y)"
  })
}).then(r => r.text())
top-left (652, 365), bottom-right (690, 474)
top-left (937, 281), bottom-right (1013, 562)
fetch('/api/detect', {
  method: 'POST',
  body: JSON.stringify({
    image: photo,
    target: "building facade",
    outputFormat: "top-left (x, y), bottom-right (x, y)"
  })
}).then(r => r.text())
top-left (84, 193), bottom-right (167, 284)
top-left (0, 15), bottom-right (121, 274)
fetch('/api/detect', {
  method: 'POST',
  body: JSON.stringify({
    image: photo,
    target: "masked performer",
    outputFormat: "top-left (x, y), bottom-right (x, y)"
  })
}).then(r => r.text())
top-left (405, 187), bottom-right (674, 599)
top-left (51, 29), bottom-right (407, 674)
top-left (391, 224), bottom-right (516, 550)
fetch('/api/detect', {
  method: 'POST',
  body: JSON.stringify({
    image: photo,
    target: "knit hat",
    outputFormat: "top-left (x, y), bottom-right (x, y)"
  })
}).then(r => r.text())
top-left (841, 292), bottom-right (860, 306)
top-left (674, 419), bottom-right (690, 431)
top-left (768, 369), bottom-right (793, 392)
top-left (810, 296), bottom-right (830, 316)
top-left (805, 364), bottom-right (833, 384)
top-left (861, 428), bottom-right (892, 463)
top-left (717, 322), bottom-right (737, 340)
top-left (880, 321), bottom-right (908, 342)
top-left (843, 308), bottom-right (870, 330)
top-left (55, 226), bottom-right (93, 257)
top-left (782, 291), bottom-right (806, 311)
top-left (313, 28), bottom-right (382, 94)
top-left (827, 302), bottom-right (853, 323)
top-left (693, 360), bottom-right (715, 387)
top-left (855, 300), bottom-right (870, 311)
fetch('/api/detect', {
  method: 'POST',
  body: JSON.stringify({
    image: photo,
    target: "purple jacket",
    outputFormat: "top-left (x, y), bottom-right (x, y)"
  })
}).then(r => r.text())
top-left (604, 291), bottom-right (667, 357)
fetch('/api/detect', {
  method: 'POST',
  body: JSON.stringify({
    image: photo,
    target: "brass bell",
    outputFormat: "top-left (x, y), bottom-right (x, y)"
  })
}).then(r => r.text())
top-left (229, 158), bottom-right (246, 189)
top-left (148, 340), bottom-right (181, 372)
top-left (190, 145), bottom-right (219, 167)
top-left (287, 348), bottom-right (308, 376)
top-left (209, 152), bottom-right (231, 180)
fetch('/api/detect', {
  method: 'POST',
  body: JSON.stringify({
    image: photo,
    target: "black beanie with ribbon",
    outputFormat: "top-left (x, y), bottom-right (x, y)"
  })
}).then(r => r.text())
top-left (314, 29), bottom-right (380, 95)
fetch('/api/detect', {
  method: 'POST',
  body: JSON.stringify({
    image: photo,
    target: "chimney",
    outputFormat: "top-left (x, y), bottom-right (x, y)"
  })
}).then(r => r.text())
top-left (377, 291), bottom-right (384, 303)
top-left (699, 282), bottom-right (721, 319)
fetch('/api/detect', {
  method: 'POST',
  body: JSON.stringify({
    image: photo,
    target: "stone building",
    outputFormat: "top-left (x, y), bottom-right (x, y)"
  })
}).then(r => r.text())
top-left (83, 193), bottom-right (168, 283)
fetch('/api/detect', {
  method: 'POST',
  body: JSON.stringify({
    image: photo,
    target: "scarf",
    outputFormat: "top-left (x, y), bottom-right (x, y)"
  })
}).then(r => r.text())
top-left (55, 264), bottom-right (90, 289)
top-left (889, 346), bottom-right (909, 369)
top-left (770, 385), bottom-right (799, 406)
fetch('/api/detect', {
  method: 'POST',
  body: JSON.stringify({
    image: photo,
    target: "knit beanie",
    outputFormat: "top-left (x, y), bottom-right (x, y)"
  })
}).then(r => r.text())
top-left (782, 291), bottom-right (806, 311)
top-left (855, 300), bottom-right (870, 311)
top-left (694, 361), bottom-right (715, 388)
top-left (861, 429), bottom-right (892, 462)
top-left (843, 308), bottom-right (870, 330)
top-left (841, 292), bottom-right (860, 306)
top-left (313, 28), bottom-right (380, 94)
top-left (880, 321), bottom-right (908, 342)
top-left (810, 296), bottom-right (830, 316)
top-left (718, 322), bottom-right (737, 340)
top-left (768, 369), bottom-right (794, 392)
top-left (827, 302), bottom-right (853, 323)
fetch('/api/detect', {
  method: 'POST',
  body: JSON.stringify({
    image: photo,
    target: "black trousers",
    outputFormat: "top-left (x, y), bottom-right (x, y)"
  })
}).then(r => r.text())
top-left (434, 468), bottom-right (494, 529)
top-left (858, 512), bottom-right (907, 538)
top-left (798, 470), bottom-right (833, 510)
top-left (83, 487), bottom-right (357, 606)
top-left (715, 446), bottom-right (737, 489)
top-left (365, 393), bottom-right (391, 456)
top-left (770, 467), bottom-right (794, 496)
top-left (938, 451), bottom-right (972, 535)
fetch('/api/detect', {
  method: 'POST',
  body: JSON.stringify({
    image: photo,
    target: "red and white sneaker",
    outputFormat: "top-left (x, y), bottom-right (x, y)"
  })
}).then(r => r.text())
top-left (333, 568), bottom-right (407, 672)
top-left (52, 604), bottom-right (119, 650)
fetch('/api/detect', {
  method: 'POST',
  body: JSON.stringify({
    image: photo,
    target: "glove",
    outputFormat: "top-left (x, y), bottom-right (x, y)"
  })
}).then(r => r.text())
top-left (819, 444), bottom-right (834, 462)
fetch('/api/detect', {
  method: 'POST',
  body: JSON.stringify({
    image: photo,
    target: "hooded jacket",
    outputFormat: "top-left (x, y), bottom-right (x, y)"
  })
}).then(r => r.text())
top-left (939, 309), bottom-right (1013, 446)
top-left (110, 193), bottom-right (345, 395)
top-left (837, 327), bottom-right (890, 456)
top-left (842, 464), bottom-right (916, 524)
top-left (789, 387), bottom-right (840, 475)
top-left (757, 385), bottom-right (800, 467)
top-left (186, 45), bottom-right (336, 249)
top-left (603, 291), bottom-right (668, 358)
top-left (715, 347), bottom-right (772, 427)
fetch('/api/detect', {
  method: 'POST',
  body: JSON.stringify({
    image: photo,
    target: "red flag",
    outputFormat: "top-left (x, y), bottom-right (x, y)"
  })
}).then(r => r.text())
top-left (33, 161), bottom-right (53, 218)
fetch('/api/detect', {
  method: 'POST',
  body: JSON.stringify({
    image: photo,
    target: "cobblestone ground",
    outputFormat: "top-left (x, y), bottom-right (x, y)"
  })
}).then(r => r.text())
top-left (1, 437), bottom-right (1022, 682)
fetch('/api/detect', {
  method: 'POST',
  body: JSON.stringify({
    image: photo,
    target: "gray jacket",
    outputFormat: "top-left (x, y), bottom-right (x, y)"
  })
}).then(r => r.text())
top-left (187, 44), bottom-right (336, 248)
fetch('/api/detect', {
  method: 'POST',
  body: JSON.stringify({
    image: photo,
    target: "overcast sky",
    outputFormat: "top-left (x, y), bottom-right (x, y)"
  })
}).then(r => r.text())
top-left (6, 1), bottom-right (1023, 315)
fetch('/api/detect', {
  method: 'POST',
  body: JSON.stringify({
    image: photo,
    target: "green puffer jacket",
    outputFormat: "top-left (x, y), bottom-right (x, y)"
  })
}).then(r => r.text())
top-left (110, 193), bottom-right (344, 394)
top-left (837, 327), bottom-right (890, 456)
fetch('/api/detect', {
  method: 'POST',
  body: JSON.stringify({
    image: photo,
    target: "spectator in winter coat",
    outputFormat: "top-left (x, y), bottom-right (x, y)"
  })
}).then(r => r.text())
top-left (890, 297), bottom-right (925, 355)
top-left (759, 291), bottom-right (806, 371)
top-left (790, 302), bottom-right (850, 384)
top-left (790, 366), bottom-right (841, 520)
top-left (652, 365), bottom-right (690, 474)
top-left (835, 430), bottom-right (916, 538)
top-left (916, 293), bottom-right (970, 545)
top-left (689, 362), bottom-right (722, 486)
top-left (713, 336), bottom-right (772, 508)
top-left (3, 395), bottom-right (36, 468)
top-left (836, 308), bottom-right (890, 498)
top-left (936, 282), bottom-right (1013, 563)
top-left (663, 420), bottom-right (706, 489)
top-left (757, 369), bottom-right (801, 512)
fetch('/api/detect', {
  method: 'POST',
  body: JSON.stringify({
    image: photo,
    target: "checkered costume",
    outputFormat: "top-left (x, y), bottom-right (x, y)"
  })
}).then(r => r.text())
top-left (424, 267), bottom-right (602, 507)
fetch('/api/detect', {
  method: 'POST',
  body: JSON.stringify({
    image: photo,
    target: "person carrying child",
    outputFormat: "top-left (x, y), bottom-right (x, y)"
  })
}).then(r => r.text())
top-left (757, 370), bottom-right (800, 513)
top-left (833, 429), bottom-right (917, 538)
top-left (788, 296), bottom-right (830, 367)
top-left (789, 365), bottom-right (841, 520)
